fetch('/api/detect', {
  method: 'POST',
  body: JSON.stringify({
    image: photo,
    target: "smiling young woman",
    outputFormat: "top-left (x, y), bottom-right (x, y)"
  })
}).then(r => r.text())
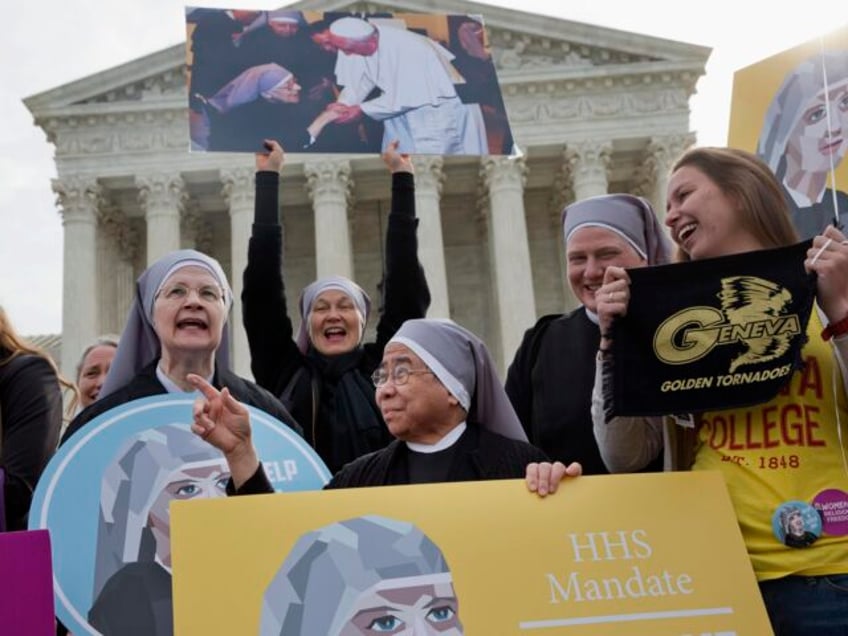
top-left (592, 147), bottom-right (848, 635)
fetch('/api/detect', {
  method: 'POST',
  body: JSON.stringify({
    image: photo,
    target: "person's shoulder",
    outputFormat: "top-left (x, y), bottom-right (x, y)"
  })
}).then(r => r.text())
top-left (524, 312), bottom-right (568, 340)
top-left (219, 370), bottom-right (303, 433)
top-left (62, 372), bottom-right (161, 444)
top-left (63, 385), bottom-right (133, 444)
top-left (477, 428), bottom-right (548, 462)
top-left (327, 443), bottom-right (399, 489)
top-left (0, 352), bottom-right (54, 376)
top-left (224, 372), bottom-right (281, 411)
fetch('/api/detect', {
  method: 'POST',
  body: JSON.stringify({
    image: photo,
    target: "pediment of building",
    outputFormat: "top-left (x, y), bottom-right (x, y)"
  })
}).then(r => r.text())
top-left (25, 0), bottom-right (709, 118)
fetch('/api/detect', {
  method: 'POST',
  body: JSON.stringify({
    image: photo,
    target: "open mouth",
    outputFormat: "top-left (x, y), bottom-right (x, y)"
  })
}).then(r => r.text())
top-left (177, 317), bottom-right (208, 330)
top-left (677, 222), bottom-right (697, 245)
top-left (323, 326), bottom-right (347, 342)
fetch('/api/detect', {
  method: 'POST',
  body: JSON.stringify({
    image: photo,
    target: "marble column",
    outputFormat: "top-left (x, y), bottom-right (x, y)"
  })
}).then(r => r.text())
top-left (413, 157), bottom-right (450, 318)
top-left (137, 173), bottom-right (186, 265)
top-left (480, 156), bottom-right (536, 370)
top-left (181, 200), bottom-right (214, 254)
top-left (566, 140), bottom-right (612, 201)
top-left (551, 146), bottom-right (578, 312)
top-left (97, 203), bottom-right (137, 335)
top-left (53, 176), bottom-right (100, 377)
top-left (304, 159), bottom-right (354, 280)
top-left (644, 133), bottom-right (696, 224)
top-left (222, 166), bottom-right (255, 379)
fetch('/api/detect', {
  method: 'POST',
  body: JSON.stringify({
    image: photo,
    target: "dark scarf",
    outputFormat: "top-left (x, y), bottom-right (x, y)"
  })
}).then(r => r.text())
top-left (307, 347), bottom-right (389, 473)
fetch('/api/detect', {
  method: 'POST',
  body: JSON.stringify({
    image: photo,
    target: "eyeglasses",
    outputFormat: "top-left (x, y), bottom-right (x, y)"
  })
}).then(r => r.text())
top-left (156, 283), bottom-right (224, 304)
top-left (371, 365), bottom-right (433, 387)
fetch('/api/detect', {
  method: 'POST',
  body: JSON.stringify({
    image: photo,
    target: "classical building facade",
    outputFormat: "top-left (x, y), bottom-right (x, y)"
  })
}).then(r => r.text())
top-left (25, 0), bottom-right (709, 378)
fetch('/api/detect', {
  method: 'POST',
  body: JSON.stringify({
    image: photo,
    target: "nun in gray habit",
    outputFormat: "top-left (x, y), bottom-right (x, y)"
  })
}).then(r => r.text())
top-left (62, 249), bottom-right (300, 444)
top-left (216, 318), bottom-right (548, 495)
top-left (505, 194), bottom-right (671, 475)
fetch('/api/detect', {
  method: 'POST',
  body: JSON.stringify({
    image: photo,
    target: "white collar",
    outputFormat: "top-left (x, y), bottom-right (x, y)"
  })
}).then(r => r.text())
top-left (783, 178), bottom-right (822, 208)
top-left (155, 363), bottom-right (213, 394)
top-left (155, 554), bottom-right (172, 575)
top-left (584, 307), bottom-right (599, 325)
top-left (406, 422), bottom-right (467, 454)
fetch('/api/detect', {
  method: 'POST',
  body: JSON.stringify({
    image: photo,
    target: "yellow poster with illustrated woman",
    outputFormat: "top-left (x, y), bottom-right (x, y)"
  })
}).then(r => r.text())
top-left (171, 472), bottom-right (771, 635)
top-left (729, 24), bottom-right (848, 239)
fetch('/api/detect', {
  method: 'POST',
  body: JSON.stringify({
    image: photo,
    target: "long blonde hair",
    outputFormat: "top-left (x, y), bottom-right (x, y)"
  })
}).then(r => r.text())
top-left (0, 306), bottom-right (79, 413)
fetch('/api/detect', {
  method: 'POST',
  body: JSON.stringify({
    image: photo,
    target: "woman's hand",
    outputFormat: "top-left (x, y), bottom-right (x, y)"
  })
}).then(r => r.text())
top-left (596, 266), bottom-right (633, 351)
top-left (188, 374), bottom-right (259, 489)
top-left (255, 139), bottom-right (284, 174)
top-left (188, 374), bottom-right (252, 456)
top-left (806, 225), bottom-right (848, 323)
top-left (381, 139), bottom-right (413, 174)
top-left (525, 461), bottom-right (582, 497)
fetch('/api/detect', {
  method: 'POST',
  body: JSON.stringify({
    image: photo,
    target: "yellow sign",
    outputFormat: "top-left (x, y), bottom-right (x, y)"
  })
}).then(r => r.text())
top-left (172, 471), bottom-right (770, 635)
top-left (728, 25), bottom-right (848, 239)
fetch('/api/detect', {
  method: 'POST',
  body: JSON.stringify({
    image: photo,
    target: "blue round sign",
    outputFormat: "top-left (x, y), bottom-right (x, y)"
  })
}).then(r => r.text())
top-left (30, 394), bottom-right (329, 635)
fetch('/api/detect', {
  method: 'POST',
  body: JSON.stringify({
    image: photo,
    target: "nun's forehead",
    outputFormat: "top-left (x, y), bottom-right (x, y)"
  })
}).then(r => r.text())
top-left (382, 342), bottom-right (424, 366)
top-left (313, 288), bottom-right (354, 304)
top-left (160, 264), bottom-right (220, 287)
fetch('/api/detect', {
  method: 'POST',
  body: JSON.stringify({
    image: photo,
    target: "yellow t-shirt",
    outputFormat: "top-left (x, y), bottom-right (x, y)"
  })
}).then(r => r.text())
top-left (693, 311), bottom-right (848, 581)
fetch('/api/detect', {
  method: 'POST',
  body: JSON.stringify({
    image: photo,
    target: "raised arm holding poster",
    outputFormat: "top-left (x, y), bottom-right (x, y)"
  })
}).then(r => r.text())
top-left (185, 8), bottom-right (514, 155)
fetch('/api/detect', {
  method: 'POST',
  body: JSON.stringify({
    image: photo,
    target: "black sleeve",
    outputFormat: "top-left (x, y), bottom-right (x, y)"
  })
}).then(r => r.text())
top-left (504, 326), bottom-right (537, 439)
top-left (242, 170), bottom-right (305, 396)
top-left (373, 171), bottom-right (431, 351)
top-left (0, 356), bottom-right (62, 530)
top-left (226, 464), bottom-right (275, 496)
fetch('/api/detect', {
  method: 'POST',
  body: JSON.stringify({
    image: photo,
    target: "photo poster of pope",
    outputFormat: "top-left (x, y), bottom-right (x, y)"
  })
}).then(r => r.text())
top-left (729, 27), bottom-right (848, 239)
top-left (185, 7), bottom-right (515, 156)
top-left (258, 515), bottom-right (463, 636)
top-left (28, 394), bottom-right (331, 636)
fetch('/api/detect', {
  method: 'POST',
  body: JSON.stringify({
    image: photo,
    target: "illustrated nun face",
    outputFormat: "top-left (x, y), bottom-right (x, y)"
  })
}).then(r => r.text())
top-left (787, 510), bottom-right (805, 537)
top-left (308, 289), bottom-right (364, 355)
top-left (786, 80), bottom-right (848, 174)
top-left (147, 461), bottom-right (230, 567)
top-left (339, 575), bottom-right (463, 636)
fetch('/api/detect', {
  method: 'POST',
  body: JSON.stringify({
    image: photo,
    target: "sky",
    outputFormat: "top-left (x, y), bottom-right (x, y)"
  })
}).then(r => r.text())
top-left (1, 0), bottom-right (844, 336)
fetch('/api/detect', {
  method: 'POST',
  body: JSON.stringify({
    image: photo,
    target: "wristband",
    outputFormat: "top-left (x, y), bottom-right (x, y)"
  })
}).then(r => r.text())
top-left (822, 312), bottom-right (848, 341)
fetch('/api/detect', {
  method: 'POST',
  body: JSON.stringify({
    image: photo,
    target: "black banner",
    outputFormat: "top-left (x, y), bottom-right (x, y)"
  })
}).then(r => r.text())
top-left (610, 240), bottom-right (815, 416)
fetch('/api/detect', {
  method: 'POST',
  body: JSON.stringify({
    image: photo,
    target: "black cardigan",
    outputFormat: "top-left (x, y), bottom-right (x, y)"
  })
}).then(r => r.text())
top-left (0, 353), bottom-right (63, 531)
top-left (242, 170), bottom-right (430, 471)
top-left (505, 308), bottom-right (662, 475)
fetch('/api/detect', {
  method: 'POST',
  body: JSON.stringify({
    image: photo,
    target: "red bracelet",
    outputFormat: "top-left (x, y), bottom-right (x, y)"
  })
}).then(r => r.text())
top-left (822, 312), bottom-right (848, 341)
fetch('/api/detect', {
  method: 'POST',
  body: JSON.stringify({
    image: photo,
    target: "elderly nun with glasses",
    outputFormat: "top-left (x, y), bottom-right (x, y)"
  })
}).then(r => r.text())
top-left (62, 249), bottom-right (300, 443)
top-left (188, 318), bottom-right (580, 494)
